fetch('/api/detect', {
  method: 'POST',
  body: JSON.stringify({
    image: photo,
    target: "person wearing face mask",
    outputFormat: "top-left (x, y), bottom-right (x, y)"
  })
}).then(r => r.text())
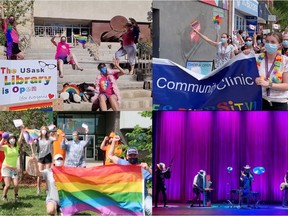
top-left (108, 136), bottom-right (152, 216)
top-left (91, 59), bottom-right (126, 111)
top-left (51, 34), bottom-right (83, 78)
top-left (36, 126), bottom-right (58, 195)
top-left (0, 6), bottom-right (24, 60)
top-left (282, 34), bottom-right (288, 57)
top-left (0, 129), bottom-right (24, 202)
top-left (241, 36), bottom-right (255, 55)
top-left (115, 20), bottom-right (138, 75)
top-left (61, 129), bottom-right (89, 167)
top-left (40, 154), bottom-right (64, 216)
top-left (255, 32), bottom-right (288, 110)
top-left (192, 28), bottom-right (235, 69)
top-left (100, 132), bottom-right (122, 165)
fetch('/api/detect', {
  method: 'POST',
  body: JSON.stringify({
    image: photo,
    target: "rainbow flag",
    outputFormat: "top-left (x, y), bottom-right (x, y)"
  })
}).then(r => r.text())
top-left (74, 34), bottom-right (87, 45)
top-left (52, 165), bottom-right (144, 216)
top-left (23, 129), bottom-right (40, 144)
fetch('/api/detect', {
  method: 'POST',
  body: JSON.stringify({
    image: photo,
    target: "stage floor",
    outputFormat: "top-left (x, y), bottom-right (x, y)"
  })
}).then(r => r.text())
top-left (153, 203), bottom-right (288, 215)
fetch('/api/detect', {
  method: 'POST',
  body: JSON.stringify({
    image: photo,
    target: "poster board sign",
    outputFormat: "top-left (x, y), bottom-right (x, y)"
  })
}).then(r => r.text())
top-left (186, 61), bottom-right (213, 75)
top-left (0, 60), bottom-right (57, 106)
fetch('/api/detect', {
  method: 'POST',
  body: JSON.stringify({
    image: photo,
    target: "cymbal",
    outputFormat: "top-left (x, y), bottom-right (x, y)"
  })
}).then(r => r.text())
top-left (253, 167), bottom-right (265, 175)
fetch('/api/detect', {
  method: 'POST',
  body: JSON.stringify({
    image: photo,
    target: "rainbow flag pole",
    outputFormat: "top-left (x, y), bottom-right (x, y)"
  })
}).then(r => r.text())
top-left (52, 164), bottom-right (145, 216)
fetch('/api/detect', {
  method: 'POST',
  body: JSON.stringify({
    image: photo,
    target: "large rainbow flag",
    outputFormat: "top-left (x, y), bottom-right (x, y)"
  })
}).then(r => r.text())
top-left (52, 165), bottom-right (144, 216)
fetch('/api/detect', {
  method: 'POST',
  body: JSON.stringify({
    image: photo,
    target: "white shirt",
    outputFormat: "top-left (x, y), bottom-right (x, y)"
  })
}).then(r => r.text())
top-left (256, 54), bottom-right (288, 103)
top-left (215, 42), bottom-right (234, 69)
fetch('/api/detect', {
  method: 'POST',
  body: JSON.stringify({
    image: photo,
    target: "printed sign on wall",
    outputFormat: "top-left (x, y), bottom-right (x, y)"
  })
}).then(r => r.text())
top-left (0, 60), bottom-right (57, 105)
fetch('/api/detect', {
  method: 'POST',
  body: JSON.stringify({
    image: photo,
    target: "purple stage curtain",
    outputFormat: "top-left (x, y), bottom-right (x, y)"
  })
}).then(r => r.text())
top-left (153, 111), bottom-right (288, 203)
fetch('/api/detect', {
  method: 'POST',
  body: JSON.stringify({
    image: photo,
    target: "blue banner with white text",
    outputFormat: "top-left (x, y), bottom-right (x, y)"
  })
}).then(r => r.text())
top-left (153, 54), bottom-right (262, 111)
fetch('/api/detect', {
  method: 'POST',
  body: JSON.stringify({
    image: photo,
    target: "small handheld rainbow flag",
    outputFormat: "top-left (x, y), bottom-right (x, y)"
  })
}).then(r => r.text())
top-left (74, 34), bottom-right (87, 45)
top-left (23, 129), bottom-right (40, 144)
top-left (52, 165), bottom-right (144, 215)
top-left (213, 15), bottom-right (223, 25)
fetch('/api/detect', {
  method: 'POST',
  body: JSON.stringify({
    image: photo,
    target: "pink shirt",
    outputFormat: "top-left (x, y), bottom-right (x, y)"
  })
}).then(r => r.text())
top-left (2, 19), bottom-right (19, 43)
top-left (99, 71), bottom-right (120, 96)
top-left (122, 30), bottom-right (134, 46)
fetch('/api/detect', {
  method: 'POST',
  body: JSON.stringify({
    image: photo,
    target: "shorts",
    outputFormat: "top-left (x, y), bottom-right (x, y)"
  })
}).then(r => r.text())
top-left (12, 42), bottom-right (21, 55)
top-left (1, 166), bottom-right (18, 179)
top-left (57, 56), bottom-right (69, 64)
top-left (38, 153), bottom-right (52, 164)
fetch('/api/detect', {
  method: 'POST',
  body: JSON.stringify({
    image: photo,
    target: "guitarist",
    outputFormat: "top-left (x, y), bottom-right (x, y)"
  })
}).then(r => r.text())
top-left (155, 162), bottom-right (171, 208)
top-left (191, 170), bottom-right (206, 207)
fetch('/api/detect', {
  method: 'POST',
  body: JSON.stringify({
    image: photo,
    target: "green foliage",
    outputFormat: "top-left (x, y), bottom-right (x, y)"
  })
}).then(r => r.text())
top-left (0, 0), bottom-right (34, 45)
top-left (270, 4), bottom-right (288, 32)
top-left (125, 112), bottom-right (152, 165)
top-left (137, 40), bottom-right (152, 57)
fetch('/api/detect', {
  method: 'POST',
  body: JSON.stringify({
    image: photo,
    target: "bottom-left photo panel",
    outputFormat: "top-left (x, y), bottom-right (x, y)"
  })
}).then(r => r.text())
top-left (0, 111), bottom-right (152, 216)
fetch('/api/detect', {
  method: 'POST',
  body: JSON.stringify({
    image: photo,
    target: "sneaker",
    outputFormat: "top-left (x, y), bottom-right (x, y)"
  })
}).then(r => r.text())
top-left (14, 195), bottom-right (19, 202)
top-left (37, 188), bottom-right (40, 196)
top-left (2, 196), bottom-right (7, 202)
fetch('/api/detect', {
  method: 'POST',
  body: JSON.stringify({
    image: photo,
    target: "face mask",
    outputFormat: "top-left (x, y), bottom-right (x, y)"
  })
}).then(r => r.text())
top-left (9, 138), bottom-right (16, 145)
top-left (72, 136), bottom-right (78, 141)
top-left (283, 40), bottom-right (288, 47)
top-left (54, 160), bottom-right (63, 167)
top-left (263, 39), bottom-right (266, 44)
top-left (8, 18), bottom-right (14, 24)
top-left (257, 40), bottom-right (262, 44)
top-left (265, 43), bottom-right (278, 54)
top-left (100, 67), bottom-right (107, 74)
top-left (245, 41), bottom-right (252, 47)
top-left (220, 38), bottom-right (227, 44)
top-left (41, 130), bottom-right (47, 135)
top-left (128, 158), bottom-right (138, 165)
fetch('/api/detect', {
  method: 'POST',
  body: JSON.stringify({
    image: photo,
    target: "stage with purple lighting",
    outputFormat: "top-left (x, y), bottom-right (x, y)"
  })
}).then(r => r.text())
top-left (153, 112), bottom-right (288, 215)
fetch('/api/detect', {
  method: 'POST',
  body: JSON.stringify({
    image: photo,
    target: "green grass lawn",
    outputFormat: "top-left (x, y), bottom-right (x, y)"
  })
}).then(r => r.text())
top-left (0, 186), bottom-right (99, 216)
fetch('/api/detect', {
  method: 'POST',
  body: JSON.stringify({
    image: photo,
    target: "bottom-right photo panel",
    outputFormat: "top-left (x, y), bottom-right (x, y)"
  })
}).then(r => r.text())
top-left (153, 111), bottom-right (288, 215)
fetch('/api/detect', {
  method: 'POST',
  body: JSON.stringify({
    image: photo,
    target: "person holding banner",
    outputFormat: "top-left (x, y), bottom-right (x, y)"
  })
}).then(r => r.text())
top-left (255, 32), bottom-right (288, 110)
top-left (61, 129), bottom-right (89, 167)
top-left (0, 5), bottom-right (24, 60)
top-left (51, 34), bottom-right (83, 78)
top-left (36, 126), bottom-right (58, 195)
top-left (108, 136), bottom-right (152, 215)
top-left (192, 28), bottom-right (234, 69)
top-left (0, 129), bottom-right (24, 202)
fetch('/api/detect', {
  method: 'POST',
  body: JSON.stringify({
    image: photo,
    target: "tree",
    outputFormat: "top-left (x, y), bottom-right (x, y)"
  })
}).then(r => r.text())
top-left (0, 111), bottom-right (52, 179)
top-left (125, 111), bottom-right (152, 165)
top-left (0, 0), bottom-right (34, 45)
top-left (270, 3), bottom-right (288, 32)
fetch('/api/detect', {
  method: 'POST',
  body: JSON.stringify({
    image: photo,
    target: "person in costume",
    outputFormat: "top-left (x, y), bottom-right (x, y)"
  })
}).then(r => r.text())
top-left (91, 59), bottom-right (126, 111)
top-left (0, 130), bottom-right (24, 202)
top-left (191, 170), bottom-right (206, 207)
top-left (154, 162), bottom-right (171, 208)
top-left (255, 32), bottom-right (288, 110)
top-left (0, 5), bottom-right (24, 60)
top-left (108, 136), bottom-right (152, 215)
top-left (240, 165), bottom-right (254, 207)
top-left (51, 34), bottom-right (83, 78)
top-left (100, 132), bottom-right (122, 165)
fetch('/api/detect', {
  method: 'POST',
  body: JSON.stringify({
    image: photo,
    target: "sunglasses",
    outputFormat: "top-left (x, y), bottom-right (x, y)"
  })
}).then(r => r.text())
top-left (56, 158), bottom-right (63, 161)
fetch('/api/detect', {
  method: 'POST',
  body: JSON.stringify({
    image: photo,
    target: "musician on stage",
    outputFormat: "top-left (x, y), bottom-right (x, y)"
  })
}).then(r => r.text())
top-left (240, 165), bottom-right (254, 207)
top-left (282, 170), bottom-right (288, 207)
top-left (154, 162), bottom-right (171, 208)
top-left (191, 170), bottom-right (206, 207)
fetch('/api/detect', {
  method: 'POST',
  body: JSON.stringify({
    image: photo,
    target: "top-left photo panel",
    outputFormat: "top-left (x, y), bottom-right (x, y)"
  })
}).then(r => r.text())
top-left (0, 0), bottom-right (152, 112)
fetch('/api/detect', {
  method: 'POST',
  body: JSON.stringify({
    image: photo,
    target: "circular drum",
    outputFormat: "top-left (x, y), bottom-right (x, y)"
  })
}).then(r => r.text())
top-left (110, 15), bottom-right (128, 32)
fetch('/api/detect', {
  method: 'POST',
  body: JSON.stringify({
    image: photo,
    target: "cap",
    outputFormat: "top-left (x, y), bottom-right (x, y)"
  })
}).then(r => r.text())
top-left (157, 162), bottom-right (166, 170)
top-left (54, 154), bottom-right (63, 160)
top-left (126, 147), bottom-right (138, 155)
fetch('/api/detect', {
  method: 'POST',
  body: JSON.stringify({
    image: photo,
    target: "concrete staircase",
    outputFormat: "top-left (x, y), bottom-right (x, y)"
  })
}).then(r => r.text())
top-left (24, 42), bottom-right (152, 111)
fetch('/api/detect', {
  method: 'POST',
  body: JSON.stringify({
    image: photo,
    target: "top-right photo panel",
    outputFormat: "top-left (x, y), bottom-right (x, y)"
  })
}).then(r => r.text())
top-left (152, 0), bottom-right (288, 111)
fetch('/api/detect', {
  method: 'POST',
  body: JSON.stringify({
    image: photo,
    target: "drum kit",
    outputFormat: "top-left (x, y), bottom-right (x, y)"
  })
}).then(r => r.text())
top-left (226, 166), bottom-right (265, 209)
